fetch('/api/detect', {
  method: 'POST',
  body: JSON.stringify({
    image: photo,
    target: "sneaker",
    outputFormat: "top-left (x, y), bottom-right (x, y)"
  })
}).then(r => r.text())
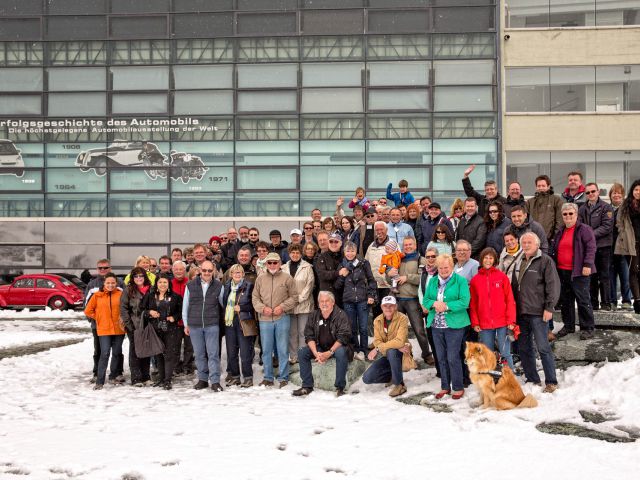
top-left (556, 327), bottom-right (575, 338)
top-left (621, 302), bottom-right (633, 311)
top-left (93, 384), bottom-right (103, 391)
top-left (278, 380), bottom-right (288, 389)
top-left (292, 387), bottom-right (313, 396)
top-left (543, 384), bottom-right (558, 393)
top-left (240, 378), bottom-right (253, 388)
top-left (423, 354), bottom-right (435, 366)
top-left (354, 351), bottom-right (365, 361)
top-left (600, 304), bottom-right (612, 312)
top-left (336, 388), bottom-right (346, 397)
top-left (225, 376), bottom-right (241, 387)
top-left (580, 330), bottom-right (594, 340)
top-left (210, 383), bottom-right (223, 392)
top-left (389, 384), bottom-right (407, 397)
top-left (259, 379), bottom-right (274, 387)
top-left (547, 331), bottom-right (557, 342)
top-left (193, 380), bottom-right (208, 390)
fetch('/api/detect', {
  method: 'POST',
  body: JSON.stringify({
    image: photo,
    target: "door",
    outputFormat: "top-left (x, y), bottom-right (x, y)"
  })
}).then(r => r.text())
top-left (8, 278), bottom-right (35, 306)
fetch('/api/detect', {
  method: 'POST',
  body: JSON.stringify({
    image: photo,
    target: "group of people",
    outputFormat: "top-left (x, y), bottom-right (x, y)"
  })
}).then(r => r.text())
top-left (82, 170), bottom-right (640, 400)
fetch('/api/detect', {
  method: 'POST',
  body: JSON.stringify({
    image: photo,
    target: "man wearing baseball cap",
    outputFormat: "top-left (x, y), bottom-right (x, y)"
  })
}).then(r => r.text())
top-left (269, 229), bottom-right (289, 263)
top-left (362, 295), bottom-right (410, 397)
top-left (290, 228), bottom-right (303, 245)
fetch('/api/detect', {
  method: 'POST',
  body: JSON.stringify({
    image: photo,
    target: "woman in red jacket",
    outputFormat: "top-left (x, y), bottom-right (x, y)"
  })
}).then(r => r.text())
top-left (469, 247), bottom-right (517, 370)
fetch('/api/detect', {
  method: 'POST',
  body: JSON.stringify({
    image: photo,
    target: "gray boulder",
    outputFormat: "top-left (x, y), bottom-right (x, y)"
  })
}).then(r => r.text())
top-left (289, 358), bottom-right (368, 392)
top-left (552, 330), bottom-right (640, 366)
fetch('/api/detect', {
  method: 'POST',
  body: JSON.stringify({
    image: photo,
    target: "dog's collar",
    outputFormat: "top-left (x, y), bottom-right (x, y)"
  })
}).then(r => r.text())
top-left (477, 368), bottom-right (503, 384)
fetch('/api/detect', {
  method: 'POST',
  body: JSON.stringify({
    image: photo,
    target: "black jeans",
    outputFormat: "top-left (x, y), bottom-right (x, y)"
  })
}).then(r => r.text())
top-left (155, 326), bottom-right (183, 383)
top-left (225, 317), bottom-right (256, 380)
top-left (590, 246), bottom-right (612, 308)
top-left (559, 269), bottom-right (594, 332)
top-left (397, 298), bottom-right (431, 360)
top-left (126, 330), bottom-right (150, 384)
top-left (92, 326), bottom-right (123, 377)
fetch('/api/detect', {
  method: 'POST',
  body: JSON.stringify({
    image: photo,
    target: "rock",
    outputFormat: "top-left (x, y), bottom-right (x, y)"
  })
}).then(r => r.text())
top-left (614, 425), bottom-right (640, 439)
top-left (289, 358), bottom-right (367, 392)
top-left (395, 392), bottom-right (432, 406)
top-left (594, 311), bottom-right (640, 330)
top-left (536, 422), bottom-right (635, 443)
top-left (579, 410), bottom-right (618, 424)
top-left (552, 330), bottom-right (640, 367)
top-left (395, 392), bottom-right (453, 413)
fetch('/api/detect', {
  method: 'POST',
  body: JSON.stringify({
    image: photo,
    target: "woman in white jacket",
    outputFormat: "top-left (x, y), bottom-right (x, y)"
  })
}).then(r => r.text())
top-left (282, 243), bottom-right (315, 364)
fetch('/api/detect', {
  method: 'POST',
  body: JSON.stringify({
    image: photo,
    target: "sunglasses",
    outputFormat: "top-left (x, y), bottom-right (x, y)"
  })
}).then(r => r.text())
top-left (329, 240), bottom-right (340, 243)
top-left (436, 231), bottom-right (446, 234)
top-left (220, 237), bottom-right (228, 240)
top-left (249, 233), bottom-right (259, 236)
top-left (586, 190), bottom-right (598, 194)
top-left (133, 274), bottom-right (145, 279)
top-left (150, 264), bottom-right (157, 268)
top-left (489, 210), bottom-right (499, 214)
top-left (304, 226), bottom-right (313, 230)
top-left (426, 255), bottom-right (437, 259)
top-left (97, 266), bottom-right (110, 270)
top-left (562, 212), bottom-right (575, 217)
top-left (201, 269), bottom-right (214, 273)
top-left (266, 261), bottom-right (280, 265)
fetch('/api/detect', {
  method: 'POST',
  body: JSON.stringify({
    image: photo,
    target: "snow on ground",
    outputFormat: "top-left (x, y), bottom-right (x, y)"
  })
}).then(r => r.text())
top-left (0, 319), bottom-right (90, 349)
top-left (0, 307), bottom-right (86, 320)
top-left (0, 338), bottom-right (638, 480)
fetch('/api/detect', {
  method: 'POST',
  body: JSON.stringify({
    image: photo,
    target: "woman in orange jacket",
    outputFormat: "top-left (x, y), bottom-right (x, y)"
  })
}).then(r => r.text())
top-left (469, 247), bottom-right (517, 370)
top-left (84, 273), bottom-right (125, 390)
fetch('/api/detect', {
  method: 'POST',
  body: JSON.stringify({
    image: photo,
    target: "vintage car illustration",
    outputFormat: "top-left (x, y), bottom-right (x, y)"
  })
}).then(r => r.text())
top-left (0, 139), bottom-right (25, 177)
top-left (75, 140), bottom-right (167, 180)
top-left (168, 150), bottom-right (208, 183)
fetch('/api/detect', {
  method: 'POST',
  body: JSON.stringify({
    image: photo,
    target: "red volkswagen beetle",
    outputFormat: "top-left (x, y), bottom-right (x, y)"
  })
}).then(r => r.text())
top-left (0, 274), bottom-right (84, 310)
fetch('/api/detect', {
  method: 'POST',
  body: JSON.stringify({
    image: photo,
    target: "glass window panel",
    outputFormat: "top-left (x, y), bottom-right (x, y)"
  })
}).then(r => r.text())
top-left (550, 66), bottom-right (595, 112)
top-left (300, 140), bottom-right (365, 164)
top-left (369, 89), bottom-right (429, 110)
top-left (111, 0), bottom-right (169, 13)
top-left (366, 140), bottom-right (432, 164)
top-left (237, 91), bottom-right (297, 112)
top-left (596, 65), bottom-right (640, 112)
top-left (173, 0), bottom-right (234, 12)
top-left (433, 138), bottom-right (496, 164)
top-left (368, 10), bottom-right (430, 34)
top-left (506, 67), bottom-right (550, 112)
top-left (433, 164), bottom-right (496, 190)
top-left (238, 0), bottom-right (297, 9)
top-left (46, 168), bottom-right (106, 193)
top-left (0, 95), bottom-right (41, 115)
top-left (173, 65), bottom-right (232, 89)
top-left (433, 7), bottom-right (495, 32)
top-left (434, 86), bottom-right (493, 111)
top-left (0, 169), bottom-right (42, 191)
top-left (0, 0), bottom-right (43, 15)
top-left (237, 13), bottom-right (297, 35)
top-left (367, 35), bottom-right (431, 60)
top-left (434, 60), bottom-right (494, 85)
top-left (110, 16), bottom-right (167, 38)
top-left (302, 63), bottom-right (363, 87)
top-left (235, 141), bottom-right (299, 165)
top-left (170, 194), bottom-right (234, 217)
top-left (111, 66), bottom-right (169, 90)
top-left (301, 165), bottom-right (363, 191)
top-left (48, 0), bottom-right (105, 14)
top-left (303, 0), bottom-right (364, 6)
top-left (302, 88), bottom-right (363, 113)
top-left (170, 166), bottom-right (233, 193)
top-left (0, 68), bottom-right (43, 91)
top-left (505, 151), bottom-right (552, 196)
top-left (110, 168), bottom-right (168, 191)
top-left (507, 0), bottom-right (549, 28)
top-left (174, 91), bottom-right (233, 115)
top-left (0, 19), bottom-right (41, 41)
top-left (170, 141), bottom-right (234, 166)
top-left (596, 3), bottom-right (640, 26)
top-left (302, 10), bottom-right (364, 34)
top-left (549, 151), bottom-right (596, 192)
top-left (173, 13), bottom-right (234, 37)
top-left (0, 196), bottom-right (44, 217)
top-left (4, 143), bottom-right (43, 168)
top-left (237, 167), bottom-right (297, 190)
top-left (112, 93), bottom-right (167, 114)
top-left (368, 166), bottom-right (430, 190)
top-left (369, 62), bottom-right (429, 86)
top-left (433, 33), bottom-right (495, 59)
top-left (45, 194), bottom-right (106, 217)
top-left (550, 0), bottom-right (594, 27)
top-left (46, 16), bottom-right (107, 40)
top-left (302, 36), bottom-right (364, 61)
top-left (48, 93), bottom-right (106, 116)
top-left (45, 243), bottom-right (108, 268)
top-left (0, 245), bottom-right (43, 267)
top-left (237, 37), bottom-right (299, 63)
top-left (47, 142), bottom-right (105, 167)
top-left (109, 244), bottom-right (169, 266)
top-left (237, 64), bottom-right (298, 88)
top-left (48, 67), bottom-right (106, 91)
top-left (594, 151), bottom-right (626, 192)
top-left (235, 192), bottom-right (299, 216)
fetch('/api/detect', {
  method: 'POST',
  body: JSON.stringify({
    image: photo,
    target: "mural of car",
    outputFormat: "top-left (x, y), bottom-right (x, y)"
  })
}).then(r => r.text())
top-left (0, 139), bottom-right (25, 177)
top-left (169, 151), bottom-right (209, 183)
top-left (75, 140), bottom-right (167, 179)
top-left (0, 274), bottom-right (84, 310)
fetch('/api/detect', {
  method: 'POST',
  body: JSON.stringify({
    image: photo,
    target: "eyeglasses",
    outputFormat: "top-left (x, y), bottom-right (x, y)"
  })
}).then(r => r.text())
top-left (304, 226), bottom-right (313, 230)
top-left (149, 264), bottom-right (157, 269)
top-left (586, 190), bottom-right (598, 194)
top-left (133, 274), bottom-right (145, 279)
top-left (220, 236), bottom-right (228, 240)
top-left (329, 240), bottom-right (340, 243)
top-left (249, 233), bottom-right (259, 237)
top-left (562, 212), bottom-right (575, 217)
top-left (489, 210), bottom-right (499, 214)
top-left (436, 231), bottom-right (446, 235)
top-left (97, 266), bottom-right (110, 270)
top-left (266, 261), bottom-right (280, 265)
top-left (200, 269), bottom-right (214, 273)
top-left (426, 255), bottom-right (437, 259)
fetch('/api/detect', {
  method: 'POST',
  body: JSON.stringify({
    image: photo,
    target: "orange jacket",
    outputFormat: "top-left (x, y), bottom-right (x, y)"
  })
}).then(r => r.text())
top-left (84, 289), bottom-right (125, 336)
top-left (379, 251), bottom-right (405, 275)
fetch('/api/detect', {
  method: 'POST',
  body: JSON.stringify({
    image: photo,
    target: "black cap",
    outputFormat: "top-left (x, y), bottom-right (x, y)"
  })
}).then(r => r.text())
top-left (366, 207), bottom-right (377, 215)
top-left (269, 229), bottom-right (281, 237)
top-left (429, 202), bottom-right (442, 210)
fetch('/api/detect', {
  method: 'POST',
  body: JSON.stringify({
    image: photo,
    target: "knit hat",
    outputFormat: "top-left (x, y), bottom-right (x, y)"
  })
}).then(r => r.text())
top-left (209, 235), bottom-right (221, 245)
top-left (385, 239), bottom-right (398, 251)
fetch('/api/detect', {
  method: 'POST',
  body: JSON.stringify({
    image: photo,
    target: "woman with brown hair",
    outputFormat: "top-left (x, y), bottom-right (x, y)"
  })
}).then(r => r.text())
top-left (614, 179), bottom-right (640, 313)
top-left (609, 183), bottom-right (632, 309)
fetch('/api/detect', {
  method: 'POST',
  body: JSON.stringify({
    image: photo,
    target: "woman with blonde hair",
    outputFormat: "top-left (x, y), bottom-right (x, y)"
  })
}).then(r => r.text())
top-left (448, 198), bottom-right (464, 233)
top-left (124, 255), bottom-right (157, 285)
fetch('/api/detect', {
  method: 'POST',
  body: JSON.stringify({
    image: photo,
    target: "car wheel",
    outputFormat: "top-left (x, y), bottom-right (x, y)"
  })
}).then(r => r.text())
top-left (79, 167), bottom-right (90, 173)
top-left (48, 296), bottom-right (68, 310)
top-left (93, 159), bottom-right (107, 176)
top-left (15, 169), bottom-right (24, 178)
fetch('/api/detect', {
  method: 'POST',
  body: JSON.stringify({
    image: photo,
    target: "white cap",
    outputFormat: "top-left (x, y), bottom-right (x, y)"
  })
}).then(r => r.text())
top-left (290, 228), bottom-right (302, 236)
top-left (381, 296), bottom-right (397, 305)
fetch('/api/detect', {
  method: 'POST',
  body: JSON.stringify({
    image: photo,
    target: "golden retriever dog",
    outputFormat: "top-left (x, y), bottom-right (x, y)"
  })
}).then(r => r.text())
top-left (465, 342), bottom-right (538, 410)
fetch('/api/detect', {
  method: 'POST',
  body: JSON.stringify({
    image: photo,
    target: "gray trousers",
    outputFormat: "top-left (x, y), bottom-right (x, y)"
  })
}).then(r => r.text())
top-left (397, 297), bottom-right (432, 360)
top-left (289, 313), bottom-right (310, 360)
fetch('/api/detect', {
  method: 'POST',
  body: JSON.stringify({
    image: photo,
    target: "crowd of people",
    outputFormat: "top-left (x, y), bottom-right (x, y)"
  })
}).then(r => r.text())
top-left (83, 171), bottom-right (640, 400)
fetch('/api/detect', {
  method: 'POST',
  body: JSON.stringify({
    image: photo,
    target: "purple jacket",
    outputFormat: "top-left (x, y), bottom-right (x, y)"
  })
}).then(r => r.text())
top-left (552, 222), bottom-right (597, 278)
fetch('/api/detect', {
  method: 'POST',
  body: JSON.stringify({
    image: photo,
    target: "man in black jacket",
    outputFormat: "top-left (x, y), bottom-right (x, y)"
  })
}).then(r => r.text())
top-left (292, 291), bottom-right (352, 397)
top-left (462, 164), bottom-right (506, 216)
top-left (455, 197), bottom-right (487, 259)
top-left (503, 181), bottom-right (527, 217)
top-left (314, 233), bottom-right (344, 305)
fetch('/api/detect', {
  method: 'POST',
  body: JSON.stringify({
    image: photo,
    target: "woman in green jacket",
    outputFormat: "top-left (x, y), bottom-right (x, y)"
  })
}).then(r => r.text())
top-left (422, 253), bottom-right (470, 400)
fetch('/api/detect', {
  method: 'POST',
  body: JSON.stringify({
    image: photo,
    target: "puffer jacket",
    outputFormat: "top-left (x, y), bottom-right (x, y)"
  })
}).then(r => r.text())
top-left (469, 267), bottom-right (516, 330)
top-left (372, 311), bottom-right (409, 355)
top-left (84, 289), bottom-right (124, 336)
top-left (364, 237), bottom-right (391, 288)
top-left (252, 269), bottom-right (297, 321)
top-left (282, 260), bottom-right (315, 314)
top-left (526, 188), bottom-right (564, 240)
top-left (335, 257), bottom-right (377, 304)
top-left (119, 287), bottom-right (147, 332)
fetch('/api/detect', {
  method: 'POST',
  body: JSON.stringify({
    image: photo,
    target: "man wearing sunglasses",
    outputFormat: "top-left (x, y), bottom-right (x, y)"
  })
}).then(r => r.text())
top-left (357, 207), bottom-right (378, 255)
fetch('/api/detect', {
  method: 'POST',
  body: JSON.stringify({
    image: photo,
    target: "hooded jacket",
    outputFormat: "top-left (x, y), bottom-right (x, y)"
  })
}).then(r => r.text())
top-left (562, 184), bottom-right (587, 205)
top-left (525, 187), bottom-right (564, 240)
top-left (335, 257), bottom-right (377, 304)
top-left (469, 267), bottom-right (516, 330)
top-left (84, 289), bottom-right (124, 336)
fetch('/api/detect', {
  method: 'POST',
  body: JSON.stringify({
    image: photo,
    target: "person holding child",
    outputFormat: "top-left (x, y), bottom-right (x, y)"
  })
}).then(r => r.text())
top-left (379, 239), bottom-right (404, 294)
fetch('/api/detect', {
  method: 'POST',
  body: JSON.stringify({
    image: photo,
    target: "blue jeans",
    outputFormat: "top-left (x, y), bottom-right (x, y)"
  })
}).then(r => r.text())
top-left (432, 327), bottom-right (466, 391)
top-left (362, 348), bottom-right (403, 386)
top-left (225, 317), bottom-right (255, 380)
top-left (97, 334), bottom-right (124, 385)
top-left (610, 253), bottom-right (632, 304)
top-left (298, 344), bottom-right (348, 389)
top-left (517, 314), bottom-right (557, 385)
top-left (479, 327), bottom-right (514, 370)
top-left (343, 301), bottom-right (369, 354)
top-left (259, 315), bottom-right (290, 382)
top-left (190, 324), bottom-right (221, 384)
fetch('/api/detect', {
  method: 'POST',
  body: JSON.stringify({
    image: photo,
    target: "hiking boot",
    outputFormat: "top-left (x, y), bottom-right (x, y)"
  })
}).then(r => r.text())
top-left (225, 376), bottom-right (241, 387)
top-left (93, 384), bottom-right (103, 391)
top-left (210, 383), bottom-right (223, 392)
top-left (336, 388), bottom-right (346, 397)
top-left (547, 331), bottom-right (557, 342)
top-left (423, 354), bottom-right (435, 366)
top-left (634, 300), bottom-right (640, 314)
top-left (292, 387), bottom-right (313, 396)
top-left (555, 327), bottom-right (575, 339)
top-left (90, 374), bottom-right (97, 384)
top-left (259, 379), bottom-right (274, 387)
top-left (579, 330), bottom-right (594, 340)
top-left (162, 381), bottom-right (172, 391)
top-left (389, 384), bottom-right (407, 397)
top-left (193, 380), bottom-right (208, 390)
top-left (240, 378), bottom-right (253, 388)
top-left (278, 380), bottom-right (288, 389)
top-left (600, 304), bottom-right (612, 312)
top-left (543, 384), bottom-right (558, 393)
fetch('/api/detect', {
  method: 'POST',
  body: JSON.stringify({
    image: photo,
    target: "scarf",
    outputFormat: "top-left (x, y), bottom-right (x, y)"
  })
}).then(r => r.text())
top-left (289, 258), bottom-right (301, 278)
top-left (403, 251), bottom-right (419, 262)
top-left (506, 245), bottom-right (520, 256)
top-left (256, 258), bottom-right (267, 271)
top-left (426, 264), bottom-right (437, 276)
top-left (137, 285), bottom-right (150, 295)
top-left (224, 281), bottom-right (241, 327)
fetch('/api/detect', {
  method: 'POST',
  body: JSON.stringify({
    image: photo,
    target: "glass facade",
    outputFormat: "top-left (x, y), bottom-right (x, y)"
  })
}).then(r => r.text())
top-left (507, 0), bottom-right (640, 28)
top-left (0, 1), bottom-right (498, 218)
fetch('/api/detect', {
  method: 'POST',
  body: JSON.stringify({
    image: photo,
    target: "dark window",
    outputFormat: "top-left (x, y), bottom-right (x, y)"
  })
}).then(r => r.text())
top-left (369, 0), bottom-right (428, 6)
top-left (433, 0), bottom-right (493, 5)
top-left (237, 13), bottom-right (297, 35)
top-left (302, 10), bottom-right (364, 34)
top-left (14, 278), bottom-right (35, 288)
top-left (36, 278), bottom-right (56, 289)
top-left (46, 16), bottom-right (107, 40)
top-left (303, 0), bottom-right (364, 6)
top-left (110, 16), bottom-right (167, 38)
top-left (238, 0), bottom-right (297, 10)
top-left (368, 10), bottom-right (429, 33)
top-left (111, 0), bottom-right (169, 13)
top-left (173, 13), bottom-right (234, 37)
top-left (433, 7), bottom-right (495, 32)
top-left (173, 0), bottom-right (233, 11)
top-left (48, 0), bottom-right (106, 14)
top-left (0, 0), bottom-right (42, 15)
top-left (0, 18), bottom-right (41, 41)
